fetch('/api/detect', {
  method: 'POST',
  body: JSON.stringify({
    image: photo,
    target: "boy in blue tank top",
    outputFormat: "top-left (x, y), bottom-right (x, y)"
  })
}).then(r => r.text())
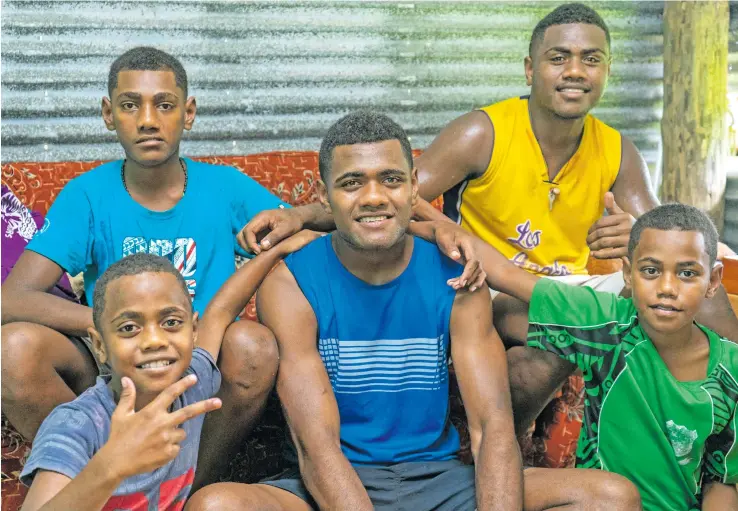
top-left (1, 46), bottom-right (306, 490)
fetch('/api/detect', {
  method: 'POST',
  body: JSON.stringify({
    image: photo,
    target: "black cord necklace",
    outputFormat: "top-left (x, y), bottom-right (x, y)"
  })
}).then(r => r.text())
top-left (122, 158), bottom-right (188, 197)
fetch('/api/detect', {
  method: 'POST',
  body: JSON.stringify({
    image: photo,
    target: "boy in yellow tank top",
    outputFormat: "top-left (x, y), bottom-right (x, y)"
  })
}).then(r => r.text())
top-left (456, 95), bottom-right (621, 278)
top-left (413, 2), bottom-right (738, 433)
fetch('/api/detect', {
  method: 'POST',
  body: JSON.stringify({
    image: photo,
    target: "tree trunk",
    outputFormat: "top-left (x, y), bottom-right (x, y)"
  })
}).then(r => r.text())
top-left (661, 0), bottom-right (729, 232)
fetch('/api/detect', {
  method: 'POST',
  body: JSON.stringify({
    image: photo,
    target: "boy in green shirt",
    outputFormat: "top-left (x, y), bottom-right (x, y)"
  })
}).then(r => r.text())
top-left (413, 203), bottom-right (738, 510)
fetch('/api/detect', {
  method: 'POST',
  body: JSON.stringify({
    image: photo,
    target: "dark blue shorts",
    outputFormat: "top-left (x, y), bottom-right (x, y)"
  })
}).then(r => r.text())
top-left (260, 459), bottom-right (476, 511)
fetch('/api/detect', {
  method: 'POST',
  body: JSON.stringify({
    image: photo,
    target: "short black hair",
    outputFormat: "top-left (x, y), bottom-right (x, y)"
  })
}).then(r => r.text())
top-left (108, 46), bottom-right (188, 97)
top-left (628, 203), bottom-right (719, 266)
top-left (318, 111), bottom-right (414, 183)
top-left (92, 253), bottom-right (192, 330)
top-left (529, 3), bottom-right (611, 56)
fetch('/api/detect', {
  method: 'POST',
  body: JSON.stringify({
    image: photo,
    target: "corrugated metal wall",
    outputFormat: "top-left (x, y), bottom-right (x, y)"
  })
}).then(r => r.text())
top-left (1, 0), bottom-right (665, 166)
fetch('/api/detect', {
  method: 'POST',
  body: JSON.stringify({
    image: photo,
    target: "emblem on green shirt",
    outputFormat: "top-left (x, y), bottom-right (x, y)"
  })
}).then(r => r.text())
top-left (666, 420), bottom-right (698, 466)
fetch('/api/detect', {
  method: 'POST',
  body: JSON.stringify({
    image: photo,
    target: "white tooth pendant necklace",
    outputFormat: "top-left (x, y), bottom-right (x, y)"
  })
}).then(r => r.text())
top-left (548, 187), bottom-right (560, 211)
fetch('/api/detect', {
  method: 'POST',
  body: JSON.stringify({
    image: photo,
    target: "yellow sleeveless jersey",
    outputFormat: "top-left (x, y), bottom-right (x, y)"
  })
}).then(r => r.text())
top-left (443, 96), bottom-right (622, 276)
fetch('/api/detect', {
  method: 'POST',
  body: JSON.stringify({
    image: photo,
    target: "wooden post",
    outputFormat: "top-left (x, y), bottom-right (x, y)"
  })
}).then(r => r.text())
top-left (661, 0), bottom-right (729, 232)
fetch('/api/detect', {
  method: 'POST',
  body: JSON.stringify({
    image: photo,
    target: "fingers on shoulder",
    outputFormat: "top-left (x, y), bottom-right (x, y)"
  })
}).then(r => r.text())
top-left (453, 276), bottom-right (493, 313)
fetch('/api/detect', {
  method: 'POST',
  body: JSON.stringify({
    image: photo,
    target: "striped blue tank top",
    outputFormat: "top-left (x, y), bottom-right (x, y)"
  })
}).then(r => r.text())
top-left (284, 234), bottom-right (463, 465)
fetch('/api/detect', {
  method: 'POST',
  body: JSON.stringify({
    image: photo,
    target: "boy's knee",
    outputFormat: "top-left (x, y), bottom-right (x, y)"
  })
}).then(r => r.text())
top-left (508, 347), bottom-right (576, 385)
top-left (2, 322), bottom-right (47, 387)
top-left (185, 484), bottom-right (265, 511)
top-left (219, 321), bottom-right (278, 393)
top-left (185, 485), bottom-right (221, 511)
top-left (594, 473), bottom-right (641, 510)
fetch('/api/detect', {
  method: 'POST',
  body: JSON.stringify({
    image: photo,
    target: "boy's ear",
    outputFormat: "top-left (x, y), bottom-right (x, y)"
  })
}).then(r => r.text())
top-left (410, 167), bottom-right (419, 207)
top-left (183, 96), bottom-right (197, 131)
top-left (88, 327), bottom-right (108, 365)
top-left (524, 56), bottom-right (534, 87)
top-left (621, 257), bottom-right (632, 291)
top-left (191, 311), bottom-right (199, 347)
top-left (102, 98), bottom-right (115, 131)
top-left (317, 180), bottom-right (332, 214)
top-left (706, 262), bottom-right (724, 299)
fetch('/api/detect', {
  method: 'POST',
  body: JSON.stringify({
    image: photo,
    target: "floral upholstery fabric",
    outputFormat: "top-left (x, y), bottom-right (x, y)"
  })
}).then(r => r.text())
top-left (1, 151), bottom-right (589, 510)
top-left (1, 186), bottom-right (78, 301)
top-left (1, 153), bottom-right (322, 216)
top-left (1, 416), bottom-right (28, 511)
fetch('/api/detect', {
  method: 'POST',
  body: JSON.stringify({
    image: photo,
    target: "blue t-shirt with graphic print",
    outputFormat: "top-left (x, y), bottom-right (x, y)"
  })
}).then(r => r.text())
top-left (26, 158), bottom-right (288, 314)
top-left (21, 348), bottom-right (221, 511)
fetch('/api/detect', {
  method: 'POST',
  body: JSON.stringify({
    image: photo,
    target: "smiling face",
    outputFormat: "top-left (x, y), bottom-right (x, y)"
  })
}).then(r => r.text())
top-left (102, 70), bottom-right (196, 168)
top-left (525, 23), bottom-right (610, 119)
top-left (624, 229), bottom-right (722, 337)
top-left (90, 271), bottom-right (196, 404)
top-left (319, 139), bottom-right (418, 251)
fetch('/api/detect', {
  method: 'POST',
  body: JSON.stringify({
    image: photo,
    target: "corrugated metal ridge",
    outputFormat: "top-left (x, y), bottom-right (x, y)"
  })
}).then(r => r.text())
top-left (2, 0), bottom-right (666, 165)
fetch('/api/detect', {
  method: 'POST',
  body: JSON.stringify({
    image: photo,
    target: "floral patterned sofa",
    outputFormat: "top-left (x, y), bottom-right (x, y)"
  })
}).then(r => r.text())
top-left (1, 152), bottom-right (606, 511)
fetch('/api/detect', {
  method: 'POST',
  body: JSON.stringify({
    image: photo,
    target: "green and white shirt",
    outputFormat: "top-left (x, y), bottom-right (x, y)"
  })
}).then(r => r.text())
top-left (528, 279), bottom-right (738, 511)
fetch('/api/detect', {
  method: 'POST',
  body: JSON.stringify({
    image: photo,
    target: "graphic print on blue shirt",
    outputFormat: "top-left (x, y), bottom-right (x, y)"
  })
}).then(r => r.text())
top-left (284, 235), bottom-right (464, 465)
top-left (26, 158), bottom-right (288, 314)
top-left (123, 237), bottom-right (198, 298)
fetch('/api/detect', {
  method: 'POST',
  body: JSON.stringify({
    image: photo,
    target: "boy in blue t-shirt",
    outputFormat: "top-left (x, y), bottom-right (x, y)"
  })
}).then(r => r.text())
top-left (20, 232), bottom-right (318, 511)
top-left (0, 46), bottom-right (292, 489)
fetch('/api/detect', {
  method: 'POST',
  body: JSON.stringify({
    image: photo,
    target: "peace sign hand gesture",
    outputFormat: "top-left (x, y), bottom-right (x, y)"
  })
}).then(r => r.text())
top-left (99, 375), bottom-right (221, 481)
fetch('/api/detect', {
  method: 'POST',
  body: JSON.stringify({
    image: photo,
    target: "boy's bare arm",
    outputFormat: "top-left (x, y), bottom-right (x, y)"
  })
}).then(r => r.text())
top-left (409, 220), bottom-right (539, 302)
top-left (702, 482), bottom-right (738, 510)
top-left (412, 198), bottom-right (453, 223)
top-left (257, 263), bottom-right (372, 511)
top-left (197, 230), bottom-right (322, 361)
top-left (21, 462), bottom-right (117, 511)
top-left (415, 110), bottom-right (494, 203)
top-left (450, 285), bottom-right (522, 511)
top-left (1, 251), bottom-right (94, 336)
top-left (21, 376), bottom-right (221, 511)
